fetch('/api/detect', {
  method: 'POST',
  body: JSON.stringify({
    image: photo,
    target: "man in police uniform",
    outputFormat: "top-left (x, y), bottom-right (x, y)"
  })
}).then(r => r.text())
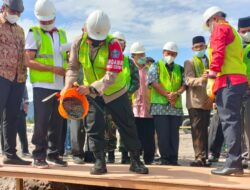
top-left (104, 31), bottom-right (139, 164)
top-left (25, 0), bottom-right (69, 169)
top-left (62, 10), bottom-right (148, 175)
top-left (238, 16), bottom-right (250, 170)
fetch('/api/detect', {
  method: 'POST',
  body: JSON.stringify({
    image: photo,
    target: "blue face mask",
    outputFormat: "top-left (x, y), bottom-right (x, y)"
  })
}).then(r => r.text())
top-left (194, 49), bottom-right (206, 58)
top-left (138, 57), bottom-right (146, 65)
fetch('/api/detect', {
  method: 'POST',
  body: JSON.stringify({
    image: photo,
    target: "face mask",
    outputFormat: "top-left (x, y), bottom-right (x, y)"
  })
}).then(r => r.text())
top-left (5, 13), bottom-right (19, 24)
top-left (138, 57), bottom-right (146, 65)
top-left (163, 56), bottom-right (175, 64)
top-left (194, 49), bottom-right (206, 58)
top-left (208, 21), bottom-right (215, 33)
top-left (91, 40), bottom-right (103, 47)
top-left (40, 23), bottom-right (55, 32)
top-left (242, 32), bottom-right (250, 43)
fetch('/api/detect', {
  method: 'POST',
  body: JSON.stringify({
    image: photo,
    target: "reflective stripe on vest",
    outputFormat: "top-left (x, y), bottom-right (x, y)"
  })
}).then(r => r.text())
top-left (208, 23), bottom-right (246, 77)
top-left (150, 60), bottom-right (182, 108)
top-left (123, 55), bottom-right (131, 88)
top-left (243, 44), bottom-right (250, 85)
top-left (192, 56), bottom-right (206, 77)
top-left (78, 32), bottom-right (127, 96)
top-left (29, 26), bottom-right (68, 83)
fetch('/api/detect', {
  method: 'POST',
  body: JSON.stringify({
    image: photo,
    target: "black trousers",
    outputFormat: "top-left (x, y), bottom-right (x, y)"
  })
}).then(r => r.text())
top-left (154, 115), bottom-right (181, 163)
top-left (135, 118), bottom-right (155, 163)
top-left (58, 119), bottom-right (68, 156)
top-left (241, 95), bottom-right (250, 160)
top-left (32, 88), bottom-right (63, 160)
top-left (70, 119), bottom-right (85, 158)
top-left (208, 111), bottom-right (224, 158)
top-left (84, 93), bottom-right (141, 152)
top-left (216, 80), bottom-right (247, 168)
top-left (0, 76), bottom-right (25, 158)
top-left (1, 110), bottom-right (29, 154)
top-left (17, 110), bottom-right (29, 153)
top-left (188, 108), bottom-right (210, 160)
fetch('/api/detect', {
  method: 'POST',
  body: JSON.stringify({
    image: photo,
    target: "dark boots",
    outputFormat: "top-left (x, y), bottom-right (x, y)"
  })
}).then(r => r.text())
top-left (121, 151), bottom-right (130, 164)
top-left (90, 151), bottom-right (107, 175)
top-left (129, 150), bottom-right (149, 174)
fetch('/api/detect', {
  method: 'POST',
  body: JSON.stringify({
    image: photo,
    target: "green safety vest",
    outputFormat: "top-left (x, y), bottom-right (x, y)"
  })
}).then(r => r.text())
top-left (78, 32), bottom-right (126, 96)
top-left (208, 23), bottom-right (246, 76)
top-left (192, 56), bottom-right (206, 77)
top-left (123, 55), bottom-right (131, 88)
top-left (29, 26), bottom-right (68, 83)
top-left (150, 60), bottom-right (182, 108)
top-left (243, 44), bottom-right (250, 85)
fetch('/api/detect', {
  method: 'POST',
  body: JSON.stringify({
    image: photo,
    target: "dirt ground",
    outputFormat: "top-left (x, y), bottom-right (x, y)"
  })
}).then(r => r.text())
top-left (0, 126), bottom-right (223, 190)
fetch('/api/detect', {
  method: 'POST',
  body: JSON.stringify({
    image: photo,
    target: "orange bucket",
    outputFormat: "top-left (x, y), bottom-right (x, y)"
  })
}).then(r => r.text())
top-left (58, 88), bottom-right (89, 120)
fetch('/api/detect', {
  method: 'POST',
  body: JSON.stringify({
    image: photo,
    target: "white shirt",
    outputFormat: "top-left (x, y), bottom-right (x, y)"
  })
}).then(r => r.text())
top-left (25, 30), bottom-right (64, 90)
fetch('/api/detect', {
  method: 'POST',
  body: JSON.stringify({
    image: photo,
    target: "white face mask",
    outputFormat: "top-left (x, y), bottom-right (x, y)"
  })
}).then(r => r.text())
top-left (5, 13), bottom-right (19, 24)
top-left (208, 20), bottom-right (216, 33)
top-left (163, 56), bottom-right (175, 64)
top-left (40, 23), bottom-right (55, 32)
top-left (242, 32), bottom-right (250, 43)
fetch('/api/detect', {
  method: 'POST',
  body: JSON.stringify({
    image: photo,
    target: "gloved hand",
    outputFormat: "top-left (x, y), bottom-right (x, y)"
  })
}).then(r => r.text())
top-left (206, 70), bottom-right (217, 100)
top-left (206, 78), bottom-right (215, 100)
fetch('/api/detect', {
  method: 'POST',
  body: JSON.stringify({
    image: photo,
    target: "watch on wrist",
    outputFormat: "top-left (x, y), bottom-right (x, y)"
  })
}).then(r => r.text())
top-left (89, 86), bottom-right (97, 94)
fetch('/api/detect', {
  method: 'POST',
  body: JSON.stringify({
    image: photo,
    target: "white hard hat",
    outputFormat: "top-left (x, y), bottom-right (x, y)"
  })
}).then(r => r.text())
top-left (34, 0), bottom-right (56, 21)
top-left (163, 42), bottom-right (178, 53)
top-left (130, 42), bottom-right (145, 54)
top-left (113, 31), bottom-right (126, 41)
top-left (202, 6), bottom-right (224, 30)
top-left (86, 10), bottom-right (111, 41)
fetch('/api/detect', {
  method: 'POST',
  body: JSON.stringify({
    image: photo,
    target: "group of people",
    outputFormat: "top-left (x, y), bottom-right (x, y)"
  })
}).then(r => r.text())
top-left (0, 0), bottom-right (250, 177)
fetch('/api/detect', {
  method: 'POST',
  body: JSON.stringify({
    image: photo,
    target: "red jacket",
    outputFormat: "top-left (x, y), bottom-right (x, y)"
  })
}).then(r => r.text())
top-left (209, 21), bottom-right (247, 92)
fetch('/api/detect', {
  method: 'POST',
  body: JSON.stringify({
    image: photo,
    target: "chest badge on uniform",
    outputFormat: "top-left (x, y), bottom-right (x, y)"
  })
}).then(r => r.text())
top-left (111, 49), bottom-right (120, 59)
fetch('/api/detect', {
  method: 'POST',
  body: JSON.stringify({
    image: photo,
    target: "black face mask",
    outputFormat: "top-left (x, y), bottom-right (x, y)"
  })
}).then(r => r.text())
top-left (88, 37), bottom-right (104, 47)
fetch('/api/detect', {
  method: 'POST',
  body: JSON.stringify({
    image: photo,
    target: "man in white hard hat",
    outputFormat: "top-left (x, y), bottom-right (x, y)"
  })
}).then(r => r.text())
top-left (62, 10), bottom-right (148, 175)
top-left (0, 0), bottom-right (31, 166)
top-left (148, 42), bottom-right (186, 165)
top-left (238, 16), bottom-right (250, 170)
top-left (103, 32), bottom-right (139, 164)
top-left (203, 6), bottom-right (248, 176)
top-left (130, 42), bottom-right (155, 165)
top-left (25, 0), bottom-right (69, 169)
top-left (184, 36), bottom-right (212, 167)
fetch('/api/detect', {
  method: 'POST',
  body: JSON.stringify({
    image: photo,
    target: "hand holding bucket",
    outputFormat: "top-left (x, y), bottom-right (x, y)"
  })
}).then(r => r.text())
top-left (59, 82), bottom-right (89, 120)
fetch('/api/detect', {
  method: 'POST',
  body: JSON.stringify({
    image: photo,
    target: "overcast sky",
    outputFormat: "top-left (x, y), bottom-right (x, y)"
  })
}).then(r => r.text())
top-left (17, 0), bottom-right (250, 100)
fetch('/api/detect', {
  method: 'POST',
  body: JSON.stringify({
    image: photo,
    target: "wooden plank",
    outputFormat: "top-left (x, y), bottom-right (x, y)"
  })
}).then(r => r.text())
top-left (0, 164), bottom-right (249, 190)
top-left (15, 178), bottom-right (23, 190)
